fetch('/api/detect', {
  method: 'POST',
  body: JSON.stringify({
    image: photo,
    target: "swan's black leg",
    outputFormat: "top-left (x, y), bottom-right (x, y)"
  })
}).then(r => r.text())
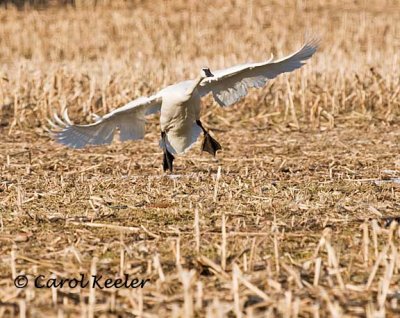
top-left (196, 120), bottom-right (222, 157)
top-left (161, 131), bottom-right (174, 172)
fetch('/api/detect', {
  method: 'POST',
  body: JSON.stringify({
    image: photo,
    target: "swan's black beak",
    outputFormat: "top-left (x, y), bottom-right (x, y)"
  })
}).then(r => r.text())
top-left (206, 69), bottom-right (214, 77)
top-left (202, 67), bottom-right (214, 77)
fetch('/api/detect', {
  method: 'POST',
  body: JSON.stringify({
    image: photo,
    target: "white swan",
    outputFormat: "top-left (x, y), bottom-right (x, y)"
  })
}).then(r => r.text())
top-left (50, 39), bottom-right (318, 171)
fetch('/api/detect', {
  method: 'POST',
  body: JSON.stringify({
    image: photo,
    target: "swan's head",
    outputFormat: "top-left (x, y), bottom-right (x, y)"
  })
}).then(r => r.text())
top-left (200, 67), bottom-right (214, 79)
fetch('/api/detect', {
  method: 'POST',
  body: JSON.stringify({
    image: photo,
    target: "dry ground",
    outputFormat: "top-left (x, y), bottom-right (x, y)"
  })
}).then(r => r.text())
top-left (0, 0), bottom-right (400, 317)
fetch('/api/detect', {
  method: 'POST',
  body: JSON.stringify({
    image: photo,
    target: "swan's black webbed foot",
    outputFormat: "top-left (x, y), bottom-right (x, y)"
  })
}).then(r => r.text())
top-left (196, 120), bottom-right (222, 157)
top-left (161, 131), bottom-right (174, 172)
top-left (202, 133), bottom-right (222, 157)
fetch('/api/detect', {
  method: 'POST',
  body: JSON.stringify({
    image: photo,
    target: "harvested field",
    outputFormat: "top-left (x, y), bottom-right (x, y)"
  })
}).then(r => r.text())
top-left (0, 0), bottom-right (400, 317)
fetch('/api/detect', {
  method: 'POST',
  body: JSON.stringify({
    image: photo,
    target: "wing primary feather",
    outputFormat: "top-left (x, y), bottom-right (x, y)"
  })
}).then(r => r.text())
top-left (50, 94), bottom-right (162, 149)
top-left (199, 38), bottom-right (319, 107)
top-left (62, 109), bottom-right (73, 125)
top-left (53, 112), bottom-right (68, 127)
top-left (47, 118), bottom-right (60, 130)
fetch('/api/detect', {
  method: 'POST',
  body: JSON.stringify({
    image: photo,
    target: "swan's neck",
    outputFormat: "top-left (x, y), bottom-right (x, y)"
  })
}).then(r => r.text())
top-left (185, 76), bottom-right (204, 96)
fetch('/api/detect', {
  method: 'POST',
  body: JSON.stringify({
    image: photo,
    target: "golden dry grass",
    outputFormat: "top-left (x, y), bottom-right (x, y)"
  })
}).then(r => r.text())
top-left (0, 0), bottom-right (400, 317)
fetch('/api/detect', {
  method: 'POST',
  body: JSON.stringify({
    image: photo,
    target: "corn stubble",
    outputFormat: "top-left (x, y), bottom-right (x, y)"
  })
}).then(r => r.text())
top-left (0, 0), bottom-right (400, 317)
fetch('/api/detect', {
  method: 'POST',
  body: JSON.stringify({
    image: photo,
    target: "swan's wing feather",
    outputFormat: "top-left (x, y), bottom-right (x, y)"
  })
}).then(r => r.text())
top-left (199, 39), bottom-right (319, 107)
top-left (117, 111), bottom-right (146, 142)
top-left (55, 122), bottom-right (116, 149)
top-left (50, 94), bottom-right (162, 148)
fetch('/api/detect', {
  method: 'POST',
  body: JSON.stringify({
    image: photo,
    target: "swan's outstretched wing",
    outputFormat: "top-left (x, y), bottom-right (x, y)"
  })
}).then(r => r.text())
top-left (50, 94), bottom-right (162, 149)
top-left (199, 39), bottom-right (319, 107)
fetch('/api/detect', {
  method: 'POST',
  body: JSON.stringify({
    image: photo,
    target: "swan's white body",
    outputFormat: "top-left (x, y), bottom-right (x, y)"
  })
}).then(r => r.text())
top-left (158, 80), bottom-right (202, 154)
top-left (50, 39), bottom-right (319, 167)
